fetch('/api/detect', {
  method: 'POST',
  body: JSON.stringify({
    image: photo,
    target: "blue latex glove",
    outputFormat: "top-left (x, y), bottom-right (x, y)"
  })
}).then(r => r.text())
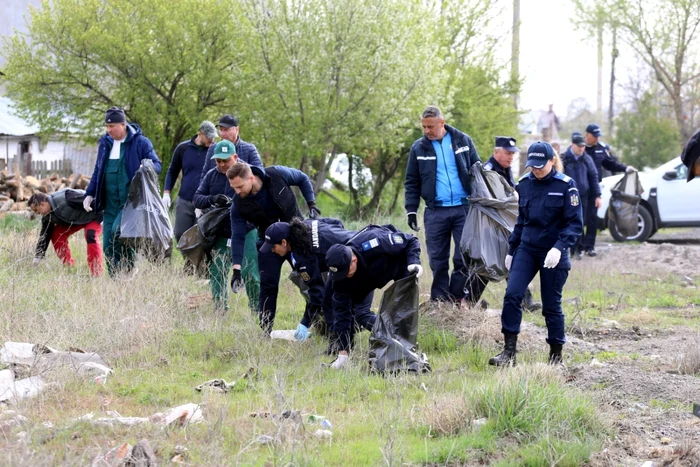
top-left (294, 323), bottom-right (309, 342)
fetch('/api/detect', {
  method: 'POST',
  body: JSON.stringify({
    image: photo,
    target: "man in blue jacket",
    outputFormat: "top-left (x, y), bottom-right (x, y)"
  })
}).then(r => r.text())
top-left (199, 114), bottom-right (262, 180)
top-left (84, 106), bottom-right (161, 277)
top-left (163, 121), bottom-right (217, 243)
top-left (562, 132), bottom-right (602, 259)
top-left (226, 162), bottom-right (320, 333)
top-left (404, 105), bottom-right (480, 303)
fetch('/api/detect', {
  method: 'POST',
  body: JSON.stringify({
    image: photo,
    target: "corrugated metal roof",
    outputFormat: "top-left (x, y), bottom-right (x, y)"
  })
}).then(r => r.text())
top-left (0, 97), bottom-right (38, 136)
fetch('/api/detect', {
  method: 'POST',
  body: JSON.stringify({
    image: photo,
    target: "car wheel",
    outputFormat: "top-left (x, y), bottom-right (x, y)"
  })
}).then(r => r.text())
top-left (608, 204), bottom-right (654, 242)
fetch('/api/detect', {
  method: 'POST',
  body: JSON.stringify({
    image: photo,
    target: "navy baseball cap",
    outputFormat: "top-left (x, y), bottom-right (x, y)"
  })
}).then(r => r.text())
top-left (585, 123), bottom-right (603, 137)
top-left (572, 132), bottom-right (586, 146)
top-left (259, 222), bottom-right (291, 253)
top-left (525, 141), bottom-right (555, 169)
top-left (217, 114), bottom-right (239, 128)
top-left (325, 244), bottom-right (353, 281)
top-left (495, 136), bottom-right (520, 153)
top-left (681, 129), bottom-right (700, 182)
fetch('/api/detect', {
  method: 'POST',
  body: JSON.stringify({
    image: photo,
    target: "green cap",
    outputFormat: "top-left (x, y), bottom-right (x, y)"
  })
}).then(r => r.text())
top-left (211, 140), bottom-right (236, 159)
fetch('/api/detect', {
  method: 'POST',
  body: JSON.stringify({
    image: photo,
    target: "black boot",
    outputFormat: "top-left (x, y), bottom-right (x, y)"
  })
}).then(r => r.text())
top-left (521, 288), bottom-right (542, 312)
top-left (489, 333), bottom-right (517, 366)
top-left (548, 344), bottom-right (563, 365)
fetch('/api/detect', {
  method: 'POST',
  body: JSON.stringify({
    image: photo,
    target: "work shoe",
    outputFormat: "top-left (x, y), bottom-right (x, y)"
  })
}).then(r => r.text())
top-left (488, 333), bottom-right (517, 367)
top-left (521, 290), bottom-right (542, 313)
top-left (575, 251), bottom-right (583, 260)
top-left (548, 343), bottom-right (563, 365)
top-left (330, 354), bottom-right (349, 369)
top-left (585, 249), bottom-right (597, 257)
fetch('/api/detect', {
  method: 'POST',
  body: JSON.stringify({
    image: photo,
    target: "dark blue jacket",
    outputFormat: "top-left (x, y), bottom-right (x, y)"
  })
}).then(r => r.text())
top-left (509, 170), bottom-right (583, 258)
top-left (332, 225), bottom-right (421, 315)
top-left (165, 136), bottom-right (209, 201)
top-left (287, 218), bottom-right (356, 327)
top-left (86, 124), bottom-right (161, 211)
top-left (561, 148), bottom-right (601, 199)
top-left (230, 165), bottom-right (315, 264)
top-left (404, 124), bottom-right (480, 213)
top-left (199, 137), bottom-right (263, 180)
top-left (484, 155), bottom-right (516, 188)
top-left (585, 142), bottom-right (627, 182)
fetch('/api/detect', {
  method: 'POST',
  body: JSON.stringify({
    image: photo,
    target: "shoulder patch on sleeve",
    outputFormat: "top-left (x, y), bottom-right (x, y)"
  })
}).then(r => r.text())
top-left (484, 162), bottom-right (493, 170)
top-left (570, 191), bottom-right (580, 206)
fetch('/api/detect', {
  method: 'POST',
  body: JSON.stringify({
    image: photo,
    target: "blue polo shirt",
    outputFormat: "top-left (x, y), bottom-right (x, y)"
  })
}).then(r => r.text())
top-left (433, 132), bottom-right (468, 206)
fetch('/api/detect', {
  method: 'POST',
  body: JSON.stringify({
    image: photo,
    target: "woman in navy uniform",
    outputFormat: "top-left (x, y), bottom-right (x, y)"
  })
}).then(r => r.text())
top-left (260, 218), bottom-right (371, 346)
top-left (489, 141), bottom-right (583, 367)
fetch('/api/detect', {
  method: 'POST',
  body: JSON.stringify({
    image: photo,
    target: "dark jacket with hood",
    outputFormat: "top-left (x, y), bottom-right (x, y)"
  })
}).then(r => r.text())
top-left (404, 124), bottom-right (480, 213)
top-left (85, 124), bottom-right (162, 211)
top-left (561, 147), bottom-right (601, 199)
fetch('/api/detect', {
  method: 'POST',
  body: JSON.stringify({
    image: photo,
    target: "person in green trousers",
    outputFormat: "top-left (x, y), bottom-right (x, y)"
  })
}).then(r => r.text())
top-left (193, 140), bottom-right (260, 312)
top-left (84, 107), bottom-right (161, 277)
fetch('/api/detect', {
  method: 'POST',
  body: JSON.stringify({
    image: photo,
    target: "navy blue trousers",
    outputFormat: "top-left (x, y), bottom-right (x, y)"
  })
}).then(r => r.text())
top-left (582, 197), bottom-right (598, 252)
top-left (501, 247), bottom-right (569, 345)
top-left (257, 246), bottom-right (287, 333)
top-left (327, 282), bottom-right (375, 352)
top-left (424, 205), bottom-right (469, 302)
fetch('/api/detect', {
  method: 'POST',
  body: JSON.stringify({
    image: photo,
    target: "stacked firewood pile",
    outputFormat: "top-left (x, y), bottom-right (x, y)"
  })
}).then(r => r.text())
top-left (0, 172), bottom-right (91, 213)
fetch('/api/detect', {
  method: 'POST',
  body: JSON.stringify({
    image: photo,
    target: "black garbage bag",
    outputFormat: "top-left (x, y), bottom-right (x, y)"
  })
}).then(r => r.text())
top-left (197, 205), bottom-right (231, 251)
top-left (119, 160), bottom-right (173, 258)
top-left (460, 162), bottom-right (518, 283)
top-left (177, 224), bottom-right (206, 270)
top-left (368, 274), bottom-right (430, 374)
top-left (609, 171), bottom-right (644, 238)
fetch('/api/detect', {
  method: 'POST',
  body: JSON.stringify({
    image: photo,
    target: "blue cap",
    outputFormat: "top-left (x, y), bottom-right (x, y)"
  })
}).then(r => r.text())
top-left (585, 123), bottom-right (603, 137)
top-left (495, 136), bottom-right (519, 152)
top-left (325, 244), bottom-right (353, 281)
top-left (525, 141), bottom-right (554, 169)
top-left (259, 222), bottom-right (291, 253)
top-left (105, 106), bottom-right (126, 124)
top-left (572, 132), bottom-right (586, 146)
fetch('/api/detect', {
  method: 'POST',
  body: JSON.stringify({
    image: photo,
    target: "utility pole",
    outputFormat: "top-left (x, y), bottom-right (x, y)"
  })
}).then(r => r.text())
top-left (511, 0), bottom-right (520, 110)
top-left (597, 22), bottom-right (604, 123)
top-left (608, 26), bottom-right (618, 135)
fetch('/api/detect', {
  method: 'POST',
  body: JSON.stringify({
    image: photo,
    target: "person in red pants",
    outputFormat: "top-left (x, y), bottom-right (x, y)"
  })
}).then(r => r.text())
top-left (28, 190), bottom-right (104, 276)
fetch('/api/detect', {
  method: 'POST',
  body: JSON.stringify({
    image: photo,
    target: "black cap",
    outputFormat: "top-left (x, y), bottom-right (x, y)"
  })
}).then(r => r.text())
top-left (585, 123), bottom-right (603, 137)
top-left (525, 141), bottom-right (555, 169)
top-left (325, 244), bottom-right (353, 281)
top-left (217, 114), bottom-right (239, 128)
top-left (105, 106), bottom-right (126, 124)
top-left (495, 136), bottom-right (519, 153)
top-left (259, 222), bottom-right (291, 253)
top-left (681, 129), bottom-right (700, 182)
top-left (571, 132), bottom-right (586, 146)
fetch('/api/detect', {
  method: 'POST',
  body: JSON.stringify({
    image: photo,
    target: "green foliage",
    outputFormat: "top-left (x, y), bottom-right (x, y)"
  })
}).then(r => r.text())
top-left (613, 92), bottom-right (683, 169)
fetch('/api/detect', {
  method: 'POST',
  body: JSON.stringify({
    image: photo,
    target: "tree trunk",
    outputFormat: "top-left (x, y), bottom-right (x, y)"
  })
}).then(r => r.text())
top-left (597, 22), bottom-right (604, 122)
top-left (608, 26), bottom-right (617, 135)
top-left (511, 0), bottom-right (520, 110)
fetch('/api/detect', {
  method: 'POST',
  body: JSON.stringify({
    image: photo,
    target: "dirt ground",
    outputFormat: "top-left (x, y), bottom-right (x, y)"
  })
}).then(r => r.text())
top-left (435, 229), bottom-right (700, 466)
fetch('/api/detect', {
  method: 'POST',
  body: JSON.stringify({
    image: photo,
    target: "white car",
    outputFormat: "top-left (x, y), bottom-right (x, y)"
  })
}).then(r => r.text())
top-left (597, 156), bottom-right (700, 242)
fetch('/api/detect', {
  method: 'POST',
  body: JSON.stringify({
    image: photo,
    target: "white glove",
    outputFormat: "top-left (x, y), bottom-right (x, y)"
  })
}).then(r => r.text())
top-left (33, 257), bottom-right (42, 266)
top-left (195, 208), bottom-right (203, 219)
top-left (83, 195), bottom-right (93, 212)
top-left (626, 166), bottom-right (637, 173)
top-left (407, 264), bottom-right (423, 277)
top-left (162, 193), bottom-right (171, 209)
top-left (330, 354), bottom-right (349, 369)
top-left (543, 248), bottom-right (561, 268)
top-left (505, 254), bottom-right (513, 271)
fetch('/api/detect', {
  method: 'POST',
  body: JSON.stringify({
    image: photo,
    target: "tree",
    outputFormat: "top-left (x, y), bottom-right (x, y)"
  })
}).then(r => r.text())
top-left (1, 0), bottom-right (247, 183)
top-left (613, 91), bottom-right (682, 169)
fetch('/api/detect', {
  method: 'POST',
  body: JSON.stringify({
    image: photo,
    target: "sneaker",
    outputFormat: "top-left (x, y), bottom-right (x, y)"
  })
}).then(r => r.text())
top-left (585, 250), bottom-right (597, 257)
top-left (330, 354), bottom-right (349, 369)
top-left (575, 251), bottom-right (583, 260)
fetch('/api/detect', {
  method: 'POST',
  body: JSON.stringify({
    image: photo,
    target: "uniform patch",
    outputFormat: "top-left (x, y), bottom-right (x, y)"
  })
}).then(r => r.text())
top-left (362, 238), bottom-right (379, 251)
top-left (570, 193), bottom-right (580, 206)
top-left (455, 146), bottom-right (469, 154)
top-left (392, 234), bottom-right (404, 244)
top-left (300, 272), bottom-right (310, 282)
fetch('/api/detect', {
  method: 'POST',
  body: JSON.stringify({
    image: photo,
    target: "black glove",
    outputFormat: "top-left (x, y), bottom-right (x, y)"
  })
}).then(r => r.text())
top-left (210, 194), bottom-right (230, 207)
top-left (230, 269), bottom-right (244, 293)
top-left (308, 201), bottom-right (321, 219)
top-left (407, 213), bottom-right (420, 232)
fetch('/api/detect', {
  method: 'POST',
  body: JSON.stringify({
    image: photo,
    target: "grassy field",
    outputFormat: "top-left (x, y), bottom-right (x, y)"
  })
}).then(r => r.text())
top-left (1, 211), bottom-right (699, 465)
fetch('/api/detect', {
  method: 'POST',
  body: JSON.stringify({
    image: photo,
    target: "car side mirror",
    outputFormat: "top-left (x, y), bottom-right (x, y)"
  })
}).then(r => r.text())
top-left (662, 170), bottom-right (677, 181)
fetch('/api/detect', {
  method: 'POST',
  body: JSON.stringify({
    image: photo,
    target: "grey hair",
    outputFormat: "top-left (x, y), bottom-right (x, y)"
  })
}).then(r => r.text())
top-left (421, 105), bottom-right (443, 119)
top-left (198, 121), bottom-right (218, 141)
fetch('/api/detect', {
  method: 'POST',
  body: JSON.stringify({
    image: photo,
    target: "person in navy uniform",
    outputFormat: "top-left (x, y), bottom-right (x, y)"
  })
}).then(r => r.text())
top-left (226, 162), bottom-right (320, 333)
top-left (584, 123), bottom-right (636, 256)
top-left (404, 105), bottom-right (480, 304)
top-left (324, 225), bottom-right (422, 369)
top-left (562, 132), bottom-right (602, 259)
top-left (489, 141), bottom-right (583, 367)
top-left (260, 218), bottom-right (370, 347)
top-left (465, 136), bottom-right (541, 312)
